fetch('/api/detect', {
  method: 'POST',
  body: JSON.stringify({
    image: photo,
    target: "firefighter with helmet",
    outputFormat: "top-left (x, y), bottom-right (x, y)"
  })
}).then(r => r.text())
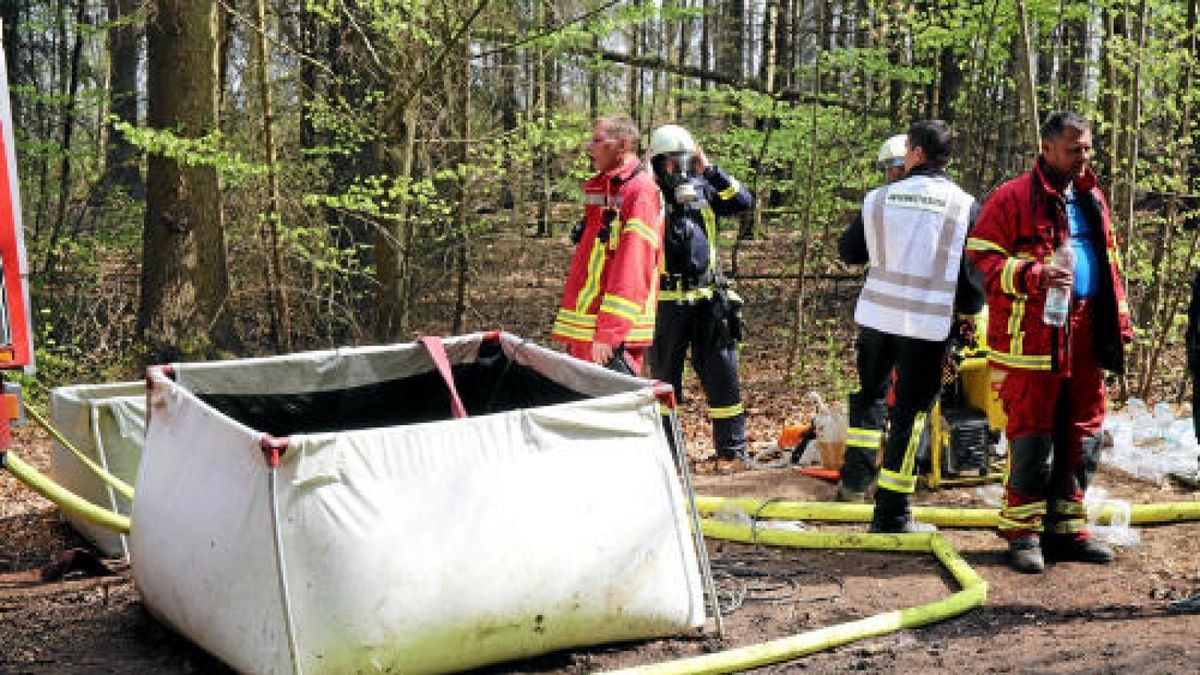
top-left (834, 132), bottom-right (916, 502)
top-left (841, 120), bottom-right (983, 532)
top-left (647, 124), bottom-right (753, 471)
top-left (877, 134), bottom-right (909, 184)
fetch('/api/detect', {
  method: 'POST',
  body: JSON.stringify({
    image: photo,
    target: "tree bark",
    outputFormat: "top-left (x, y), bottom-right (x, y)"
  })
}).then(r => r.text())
top-left (1014, 0), bottom-right (1041, 151)
top-left (0, 4), bottom-right (19, 129)
top-left (253, 0), bottom-right (291, 352)
top-left (42, 0), bottom-right (87, 279)
top-left (140, 0), bottom-right (233, 362)
top-left (102, 0), bottom-right (142, 197)
top-left (375, 102), bottom-right (417, 342)
top-left (452, 31), bottom-right (471, 335)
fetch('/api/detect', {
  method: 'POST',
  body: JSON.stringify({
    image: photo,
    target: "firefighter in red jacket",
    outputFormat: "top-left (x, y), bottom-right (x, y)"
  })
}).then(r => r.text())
top-left (967, 111), bottom-right (1134, 573)
top-left (552, 115), bottom-right (664, 373)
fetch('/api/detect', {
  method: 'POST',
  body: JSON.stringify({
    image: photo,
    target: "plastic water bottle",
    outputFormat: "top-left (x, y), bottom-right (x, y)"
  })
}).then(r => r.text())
top-left (1042, 243), bottom-right (1075, 327)
top-left (1154, 402), bottom-right (1174, 441)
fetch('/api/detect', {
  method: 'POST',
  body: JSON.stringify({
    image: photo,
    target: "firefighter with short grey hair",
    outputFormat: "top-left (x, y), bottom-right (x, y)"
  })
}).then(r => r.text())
top-left (553, 114), bottom-right (664, 374)
top-left (968, 110), bottom-right (1133, 572)
top-left (647, 124), bottom-right (753, 471)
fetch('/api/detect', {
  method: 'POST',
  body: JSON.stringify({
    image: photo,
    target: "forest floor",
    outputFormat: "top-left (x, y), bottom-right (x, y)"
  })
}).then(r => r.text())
top-left (1, 232), bottom-right (1199, 673)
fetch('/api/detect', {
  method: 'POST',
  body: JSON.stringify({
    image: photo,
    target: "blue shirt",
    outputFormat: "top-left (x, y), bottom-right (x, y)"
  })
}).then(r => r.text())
top-left (1065, 187), bottom-right (1099, 299)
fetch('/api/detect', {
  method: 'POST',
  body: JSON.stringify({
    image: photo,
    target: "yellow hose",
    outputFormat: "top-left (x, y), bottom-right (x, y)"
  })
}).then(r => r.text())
top-left (24, 403), bottom-right (135, 501)
top-left (622, 494), bottom-right (1200, 674)
top-left (695, 496), bottom-right (1200, 528)
top-left (610, 521), bottom-right (987, 674)
top-left (2, 450), bottom-right (130, 533)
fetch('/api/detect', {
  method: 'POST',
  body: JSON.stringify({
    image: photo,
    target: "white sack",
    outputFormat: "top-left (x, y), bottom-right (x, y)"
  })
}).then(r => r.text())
top-left (49, 381), bottom-right (145, 557)
top-left (131, 333), bottom-right (706, 674)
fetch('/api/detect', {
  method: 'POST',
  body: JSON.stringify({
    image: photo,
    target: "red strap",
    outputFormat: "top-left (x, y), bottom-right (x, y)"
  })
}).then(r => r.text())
top-left (418, 335), bottom-right (468, 419)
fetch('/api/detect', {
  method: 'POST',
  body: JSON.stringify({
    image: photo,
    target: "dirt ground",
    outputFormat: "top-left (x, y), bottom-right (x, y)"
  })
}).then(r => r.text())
top-left (2, 233), bottom-right (1200, 673)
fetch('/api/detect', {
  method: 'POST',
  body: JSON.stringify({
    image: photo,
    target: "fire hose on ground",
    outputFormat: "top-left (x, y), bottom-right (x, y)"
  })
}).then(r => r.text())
top-left (2, 412), bottom-right (1200, 673)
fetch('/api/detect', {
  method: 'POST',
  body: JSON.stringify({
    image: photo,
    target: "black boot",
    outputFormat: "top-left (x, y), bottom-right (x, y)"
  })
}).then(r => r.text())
top-left (837, 445), bottom-right (877, 502)
top-left (869, 488), bottom-right (936, 533)
top-left (1007, 536), bottom-right (1045, 573)
top-left (1042, 536), bottom-right (1114, 564)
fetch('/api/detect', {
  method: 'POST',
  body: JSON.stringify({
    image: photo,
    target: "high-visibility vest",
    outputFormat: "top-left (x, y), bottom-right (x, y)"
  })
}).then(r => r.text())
top-left (854, 174), bottom-right (974, 341)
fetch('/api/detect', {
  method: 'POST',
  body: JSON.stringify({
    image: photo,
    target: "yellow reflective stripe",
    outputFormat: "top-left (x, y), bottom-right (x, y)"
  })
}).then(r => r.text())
top-left (659, 404), bottom-right (672, 416)
top-left (1000, 258), bottom-right (1023, 295)
top-left (551, 322), bottom-right (593, 341)
top-left (1053, 500), bottom-right (1087, 516)
top-left (554, 308), bottom-right (597, 326)
top-left (1118, 298), bottom-right (1130, 314)
top-left (900, 412), bottom-right (926, 476)
top-left (718, 179), bottom-right (742, 201)
top-left (846, 427), bottom-right (883, 448)
top-left (1007, 295), bottom-right (1026, 355)
top-left (997, 516), bottom-right (1044, 533)
top-left (1002, 501), bottom-right (1047, 519)
top-left (624, 218), bottom-right (659, 247)
top-left (966, 237), bottom-right (1010, 255)
top-left (701, 206), bottom-right (719, 267)
top-left (607, 218), bottom-right (623, 250)
top-left (708, 403), bottom-right (744, 420)
top-left (1108, 244), bottom-right (1124, 273)
top-left (600, 293), bottom-right (645, 321)
top-left (575, 241), bottom-right (607, 312)
top-left (1050, 519), bottom-right (1085, 534)
top-left (658, 287), bottom-right (715, 302)
top-left (552, 307), bottom-right (597, 341)
top-left (626, 327), bottom-right (655, 342)
top-left (988, 351), bottom-right (1053, 370)
top-left (877, 468), bottom-right (917, 494)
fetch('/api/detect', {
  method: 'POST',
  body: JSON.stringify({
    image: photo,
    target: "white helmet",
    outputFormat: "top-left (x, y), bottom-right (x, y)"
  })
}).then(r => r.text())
top-left (648, 124), bottom-right (697, 157)
top-left (877, 134), bottom-right (907, 168)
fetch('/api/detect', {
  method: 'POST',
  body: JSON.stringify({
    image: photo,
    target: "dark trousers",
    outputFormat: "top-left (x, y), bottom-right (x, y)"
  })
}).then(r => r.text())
top-left (650, 299), bottom-right (745, 457)
top-left (847, 327), bottom-right (947, 523)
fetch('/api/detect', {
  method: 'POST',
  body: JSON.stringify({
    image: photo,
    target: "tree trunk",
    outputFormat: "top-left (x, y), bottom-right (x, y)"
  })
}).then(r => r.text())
top-left (1098, 6), bottom-right (1120, 180)
top-left (253, 0), bottom-right (291, 352)
top-left (937, 41), bottom-right (963, 123)
top-left (140, 0), bottom-right (233, 362)
top-left (1014, 0), bottom-right (1041, 151)
top-left (43, 0), bottom-right (87, 279)
top-left (786, 0), bottom-right (825, 381)
top-left (298, 4), bottom-right (319, 150)
top-left (535, 0), bottom-right (551, 237)
top-left (1135, 0), bottom-right (1193, 398)
top-left (887, 2), bottom-right (905, 122)
top-left (1063, 14), bottom-right (1088, 107)
top-left (0, 4), bottom-right (19, 129)
top-left (375, 102), bottom-right (418, 342)
top-left (1122, 0), bottom-right (1147, 257)
top-left (452, 31), bottom-right (471, 335)
top-left (588, 34), bottom-right (600, 119)
top-left (717, 0), bottom-right (745, 82)
top-left (759, 0), bottom-right (779, 91)
top-left (103, 0), bottom-right (142, 197)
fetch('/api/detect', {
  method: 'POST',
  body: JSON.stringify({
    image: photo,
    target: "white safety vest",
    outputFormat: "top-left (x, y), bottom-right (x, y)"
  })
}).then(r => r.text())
top-left (854, 174), bottom-right (974, 341)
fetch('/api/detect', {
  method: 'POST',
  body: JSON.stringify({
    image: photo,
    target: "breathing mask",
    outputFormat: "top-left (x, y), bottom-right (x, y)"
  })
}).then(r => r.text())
top-left (653, 152), bottom-right (699, 206)
top-left (648, 124), bottom-right (701, 206)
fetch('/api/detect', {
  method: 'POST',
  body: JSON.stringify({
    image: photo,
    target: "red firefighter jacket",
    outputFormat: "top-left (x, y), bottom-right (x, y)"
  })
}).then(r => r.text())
top-left (552, 156), bottom-right (664, 349)
top-left (967, 160), bottom-right (1133, 374)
